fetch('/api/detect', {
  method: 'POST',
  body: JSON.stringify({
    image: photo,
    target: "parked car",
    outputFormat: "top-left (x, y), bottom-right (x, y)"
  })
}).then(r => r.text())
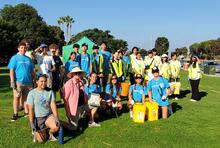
top-left (201, 61), bottom-right (220, 73)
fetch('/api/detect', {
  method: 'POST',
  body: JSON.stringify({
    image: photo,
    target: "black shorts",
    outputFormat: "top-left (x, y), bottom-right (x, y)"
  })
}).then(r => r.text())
top-left (36, 114), bottom-right (52, 130)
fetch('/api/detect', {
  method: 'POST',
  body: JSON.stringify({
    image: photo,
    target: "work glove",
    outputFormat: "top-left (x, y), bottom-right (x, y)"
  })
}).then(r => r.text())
top-left (10, 81), bottom-right (16, 89)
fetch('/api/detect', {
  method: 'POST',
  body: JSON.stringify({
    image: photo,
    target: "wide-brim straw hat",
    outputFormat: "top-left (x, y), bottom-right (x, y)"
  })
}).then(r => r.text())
top-left (68, 66), bottom-right (86, 78)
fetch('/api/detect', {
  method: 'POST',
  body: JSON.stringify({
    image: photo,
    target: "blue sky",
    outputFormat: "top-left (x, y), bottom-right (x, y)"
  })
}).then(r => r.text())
top-left (1, 0), bottom-right (220, 51)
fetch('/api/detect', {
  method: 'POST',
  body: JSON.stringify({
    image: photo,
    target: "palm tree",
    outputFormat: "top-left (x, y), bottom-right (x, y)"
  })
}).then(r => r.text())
top-left (57, 16), bottom-right (74, 43)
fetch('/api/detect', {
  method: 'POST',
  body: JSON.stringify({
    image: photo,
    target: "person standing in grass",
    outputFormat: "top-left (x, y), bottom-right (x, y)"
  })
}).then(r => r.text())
top-left (49, 44), bottom-right (63, 95)
top-left (110, 51), bottom-right (124, 82)
top-left (129, 47), bottom-right (139, 85)
top-left (169, 52), bottom-right (181, 100)
top-left (188, 56), bottom-right (202, 102)
top-left (8, 42), bottom-right (36, 121)
top-left (91, 44), bottom-right (104, 90)
top-left (27, 74), bottom-right (59, 141)
top-left (100, 41), bottom-right (111, 89)
top-left (79, 43), bottom-right (93, 78)
top-left (128, 74), bottom-right (145, 119)
top-left (65, 52), bottom-right (80, 75)
top-left (148, 67), bottom-right (171, 119)
top-left (73, 43), bottom-right (80, 62)
top-left (32, 44), bottom-right (56, 88)
top-left (159, 54), bottom-right (170, 80)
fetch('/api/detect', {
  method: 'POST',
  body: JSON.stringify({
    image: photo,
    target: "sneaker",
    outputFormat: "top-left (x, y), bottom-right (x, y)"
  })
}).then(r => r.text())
top-left (24, 112), bottom-right (29, 118)
top-left (11, 114), bottom-right (18, 122)
top-left (88, 122), bottom-right (101, 127)
top-left (49, 135), bottom-right (57, 141)
top-left (130, 111), bottom-right (133, 119)
top-left (174, 97), bottom-right (179, 100)
top-left (190, 99), bottom-right (197, 102)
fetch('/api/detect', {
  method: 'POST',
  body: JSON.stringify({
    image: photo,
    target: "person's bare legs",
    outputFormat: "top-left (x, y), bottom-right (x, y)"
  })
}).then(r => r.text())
top-left (161, 106), bottom-right (168, 119)
top-left (45, 115), bottom-right (59, 137)
top-left (90, 108), bottom-right (98, 123)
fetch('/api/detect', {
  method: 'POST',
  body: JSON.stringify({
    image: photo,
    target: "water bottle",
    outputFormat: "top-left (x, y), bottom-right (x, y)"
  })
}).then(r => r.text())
top-left (58, 126), bottom-right (64, 144)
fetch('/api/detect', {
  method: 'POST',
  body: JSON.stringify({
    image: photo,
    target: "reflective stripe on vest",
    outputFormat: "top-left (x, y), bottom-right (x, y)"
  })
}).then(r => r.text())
top-left (111, 60), bottom-right (123, 77)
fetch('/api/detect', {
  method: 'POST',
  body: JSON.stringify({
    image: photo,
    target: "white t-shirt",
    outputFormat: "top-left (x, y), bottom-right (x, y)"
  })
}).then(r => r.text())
top-left (36, 53), bottom-right (55, 77)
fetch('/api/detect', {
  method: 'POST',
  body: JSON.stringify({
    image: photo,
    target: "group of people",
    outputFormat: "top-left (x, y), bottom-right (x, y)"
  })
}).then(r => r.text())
top-left (7, 39), bottom-right (202, 142)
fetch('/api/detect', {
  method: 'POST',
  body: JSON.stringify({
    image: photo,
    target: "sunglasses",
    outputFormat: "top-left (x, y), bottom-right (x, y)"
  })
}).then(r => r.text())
top-left (112, 77), bottom-right (117, 80)
top-left (135, 77), bottom-right (142, 79)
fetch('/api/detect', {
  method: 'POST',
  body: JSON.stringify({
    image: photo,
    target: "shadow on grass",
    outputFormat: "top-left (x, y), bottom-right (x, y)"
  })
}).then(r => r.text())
top-left (171, 102), bottom-right (183, 113)
top-left (179, 89), bottom-right (191, 99)
top-left (198, 91), bottom-right (208, 101)
top-left (59, 119), bottom-right (88, 144)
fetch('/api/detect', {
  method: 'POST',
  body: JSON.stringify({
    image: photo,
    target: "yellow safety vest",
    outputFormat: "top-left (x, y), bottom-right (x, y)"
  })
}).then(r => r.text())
top-left (92, 54), bottom-right (104, 73)
top-left (111, 59), bottom-right (123, 77)
top-left (188, 63), bottom-right (202, 80)
top-left (159, 63), bottom-right (170, 79)
top-left (132, 59), bottom-right (145, 76)
top-left (169, 60), bottom-right (181, 78)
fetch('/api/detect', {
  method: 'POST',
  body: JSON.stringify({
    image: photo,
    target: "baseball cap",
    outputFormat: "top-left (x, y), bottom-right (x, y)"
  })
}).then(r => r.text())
top-left (152, 66), bottom-right (159, 73)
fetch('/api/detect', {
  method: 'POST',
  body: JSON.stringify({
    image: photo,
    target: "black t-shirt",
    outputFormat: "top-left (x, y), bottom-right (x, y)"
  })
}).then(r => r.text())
top-left (78, 90), bottom-right (85, 107)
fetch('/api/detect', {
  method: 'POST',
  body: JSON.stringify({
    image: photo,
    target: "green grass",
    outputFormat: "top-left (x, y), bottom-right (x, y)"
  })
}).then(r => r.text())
top-left (0, 67), bottom-right (220, 148)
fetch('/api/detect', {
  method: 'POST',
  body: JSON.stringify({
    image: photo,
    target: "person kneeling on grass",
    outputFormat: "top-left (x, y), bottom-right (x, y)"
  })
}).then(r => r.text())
top-left (128, 74), bottom-right (145, 119)
top-left (105, 75), bottom-right (123, 112)
top-left (27, 74), bottom-right (59, 141)
top-left (147, 66), bottom-right (171, 119)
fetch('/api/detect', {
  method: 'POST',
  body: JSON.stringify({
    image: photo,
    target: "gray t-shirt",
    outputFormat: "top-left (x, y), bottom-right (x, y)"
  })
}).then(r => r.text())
top-left (27, 88), bottom-right (55, 118)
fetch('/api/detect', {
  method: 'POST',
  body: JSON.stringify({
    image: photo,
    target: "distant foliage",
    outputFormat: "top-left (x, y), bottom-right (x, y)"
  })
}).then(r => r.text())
top-left (69, 28), bottom-right (128, 53)
top-left (0, 3), bottom-right (65, 59)
top-left (189, 39), bottom-right (220, 59)
top-left (155, 37), bottom-right (169, 55)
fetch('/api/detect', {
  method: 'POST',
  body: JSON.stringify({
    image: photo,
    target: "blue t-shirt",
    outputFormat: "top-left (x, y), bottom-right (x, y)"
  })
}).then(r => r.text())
top-left (65, 60), bottom-right (79, 73)
top-left (122, 56), bottom-right (130, 65)
top-left (79, 53), bottom-right (93, 76)
top-left (26, 88), bottom-right (55, 118)
top-left (105, 84), bottom-right (122, 100)
top-left (85, 84), bottom-right (101, 95)
top-left (147, 76), bottom-right (170, 106)
top-left (8, 54), bottom-right (34, 85)
top-left (100, 51), bottom-right (111, 74)
top-left (129, 84), bottom-right (144, 102)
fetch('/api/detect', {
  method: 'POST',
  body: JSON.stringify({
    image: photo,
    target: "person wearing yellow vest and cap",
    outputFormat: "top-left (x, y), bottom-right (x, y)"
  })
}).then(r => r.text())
top-left (188, 56), bottom-right (202, 102)
top-left (91, 44), bottom-right (104, 91)
top-left (159, 54), bottom-right (170, 80)
top-left (169, 52), bottom-right (181, 100)
top-left (110, 51), bottom-right (124, 82)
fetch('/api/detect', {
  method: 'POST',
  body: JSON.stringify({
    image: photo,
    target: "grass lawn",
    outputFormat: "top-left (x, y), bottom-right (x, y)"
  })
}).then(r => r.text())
top-left (0, 67), bottom-right (220, 148)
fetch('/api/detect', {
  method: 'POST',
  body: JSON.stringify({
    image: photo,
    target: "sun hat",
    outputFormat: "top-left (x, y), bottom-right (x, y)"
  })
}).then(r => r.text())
top-left (68, 66), bottom-right (86, 77)
top-left (161, 54), bottom-right (168, 58)
top-left (135, 74), bottom-right (143, 79)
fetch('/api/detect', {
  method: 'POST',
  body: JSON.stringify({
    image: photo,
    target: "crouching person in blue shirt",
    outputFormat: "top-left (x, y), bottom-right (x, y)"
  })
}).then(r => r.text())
top-left (27, 74), bottom-right (59, 141)
top-left (128, 74), bottom-right (145, 119)
top-left (147, 66), bottom-right (171, 119)
top-left (85, 72), bottom-right (101, 127)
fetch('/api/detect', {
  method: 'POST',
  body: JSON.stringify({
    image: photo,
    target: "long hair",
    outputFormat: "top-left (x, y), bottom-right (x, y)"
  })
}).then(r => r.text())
top-left (189, 56), bottom-right (198, 68)
top-left (109, 75), bottom-right (120, 95)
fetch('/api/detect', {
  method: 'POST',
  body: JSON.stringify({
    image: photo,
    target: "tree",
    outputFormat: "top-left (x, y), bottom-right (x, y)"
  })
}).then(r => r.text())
top-left (154, 37), bottom-right (169, 55)
top-left (175, 47), bottom-right (188, 57)
top-left (0, 19), bottom-right (19, 61)
top-left (0, 3), bottom-right (64, 54)
top-left (58, 15), bottom-right (74, 43)
top-left (69, 28), bottom-right (127, 53)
